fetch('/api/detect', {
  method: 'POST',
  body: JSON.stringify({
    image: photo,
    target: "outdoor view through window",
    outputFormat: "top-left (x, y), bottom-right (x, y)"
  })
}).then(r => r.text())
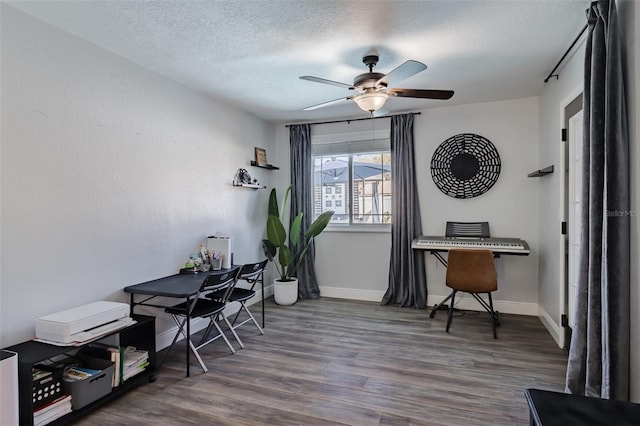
top-left (313, 152), bottom-right (392, 225)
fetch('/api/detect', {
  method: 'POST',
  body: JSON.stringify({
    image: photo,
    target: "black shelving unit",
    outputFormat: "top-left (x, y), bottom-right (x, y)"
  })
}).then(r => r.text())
top-left (527, 165), bottom-right (554, 177)
top-left (5, 315), bottom-right (156, 426)
top-left (250, 161), bottom-right (279, 170)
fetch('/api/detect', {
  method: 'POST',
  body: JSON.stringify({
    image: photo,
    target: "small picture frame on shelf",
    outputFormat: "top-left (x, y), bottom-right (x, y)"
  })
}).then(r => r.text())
top-left (254, 147), bottom-right (268, 166)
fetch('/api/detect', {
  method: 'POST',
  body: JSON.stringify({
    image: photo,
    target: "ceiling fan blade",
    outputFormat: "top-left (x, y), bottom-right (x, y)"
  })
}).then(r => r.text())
top-left (300, 76), bottom-right (353, 89)
top-left (303, 96), bottom-right (354, 111)
top-left (388, 88), bottom-right (454, 100)
top-left (377, 60), bottom-right (427, 87)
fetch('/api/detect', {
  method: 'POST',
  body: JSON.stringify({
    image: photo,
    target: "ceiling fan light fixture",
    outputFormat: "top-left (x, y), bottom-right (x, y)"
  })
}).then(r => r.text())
top-left (353, 91), bottom-right (389, 112)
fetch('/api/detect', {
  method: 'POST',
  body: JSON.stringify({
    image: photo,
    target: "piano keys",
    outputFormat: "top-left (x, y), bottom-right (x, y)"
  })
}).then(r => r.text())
top-left (412, 236), bottom-right (530, 256)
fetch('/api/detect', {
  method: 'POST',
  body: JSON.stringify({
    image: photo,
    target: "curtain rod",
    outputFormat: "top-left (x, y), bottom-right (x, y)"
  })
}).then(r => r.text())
top-left (544, 23), bottom-right (588, 83)
top-left (285, 111), bottom-right (421, 127)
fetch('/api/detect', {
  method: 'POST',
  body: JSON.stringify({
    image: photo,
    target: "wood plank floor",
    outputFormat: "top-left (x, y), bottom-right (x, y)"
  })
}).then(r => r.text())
top-left (76, 297), bottom-right (568, 425)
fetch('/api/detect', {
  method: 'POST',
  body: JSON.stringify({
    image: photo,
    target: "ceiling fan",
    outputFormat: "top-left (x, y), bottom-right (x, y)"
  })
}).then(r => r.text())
top-left (300, 54), bottom-right (454, 114)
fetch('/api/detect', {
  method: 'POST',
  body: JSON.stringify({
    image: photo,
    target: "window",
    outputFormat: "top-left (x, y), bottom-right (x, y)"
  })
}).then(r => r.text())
top-left (312, 142), bottom-right (392, 226)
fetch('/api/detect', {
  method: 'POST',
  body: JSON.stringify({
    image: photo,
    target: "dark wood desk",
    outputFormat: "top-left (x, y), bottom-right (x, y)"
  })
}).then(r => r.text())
top-left (124, 268), bottom-right (237, 377)
top-left (525, 388), bottom-right (640, 426)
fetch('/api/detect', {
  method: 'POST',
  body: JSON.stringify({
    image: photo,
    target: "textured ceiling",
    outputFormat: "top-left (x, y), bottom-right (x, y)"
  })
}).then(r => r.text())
top-left (7, 0), bottom-right (590, 123)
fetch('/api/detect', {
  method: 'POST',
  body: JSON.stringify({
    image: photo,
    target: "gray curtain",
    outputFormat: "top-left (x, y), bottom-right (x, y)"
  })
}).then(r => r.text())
top-left (566, 0), bottom-right (630, 400)
top-left (289, 124), bottom-right (320, 299)
top-left (381, 114), bottom-right (427, 308)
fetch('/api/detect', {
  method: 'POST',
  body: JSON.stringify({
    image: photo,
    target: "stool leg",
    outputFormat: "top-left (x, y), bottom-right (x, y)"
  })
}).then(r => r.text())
top-left (488, 292), bottom-right (497, 339)
top-left (446, 291), bottom-right (456, 333)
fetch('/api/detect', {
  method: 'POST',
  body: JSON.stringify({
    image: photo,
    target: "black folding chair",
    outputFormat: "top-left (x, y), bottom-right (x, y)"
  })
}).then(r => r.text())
top-left (163, 266), bottom-right (242, 373)
top-left (208, 259), bottom-right (267, 335)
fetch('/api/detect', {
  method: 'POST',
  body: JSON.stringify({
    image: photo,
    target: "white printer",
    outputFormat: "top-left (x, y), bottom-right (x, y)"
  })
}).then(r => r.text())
top-left (35, 301), bottom-right (132, 344)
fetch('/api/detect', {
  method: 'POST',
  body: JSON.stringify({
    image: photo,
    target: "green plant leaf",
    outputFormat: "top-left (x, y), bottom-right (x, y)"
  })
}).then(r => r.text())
top-left (305, 210), bottom-right (334, 239)
top-left (266, 215), bottom-right (286, 246)
top-left (263, 186), bottom-right (332, 281)
top-left (262, 239), bottom-right (284, 279)
top-left (278, 244), bottom-right (292, 268)
top-left (280, 185), bottom-right (291, 222)
top-left (262, 239), bottom-right (276, 260)
top-left (268, 188), bottom-right (279, 217)
top-left (289, 213), bottom-right (303, 246)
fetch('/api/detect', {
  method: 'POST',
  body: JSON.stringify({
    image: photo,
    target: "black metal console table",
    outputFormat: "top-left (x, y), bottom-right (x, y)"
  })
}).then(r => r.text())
top-left (124, 268), bottom-right (239, 377)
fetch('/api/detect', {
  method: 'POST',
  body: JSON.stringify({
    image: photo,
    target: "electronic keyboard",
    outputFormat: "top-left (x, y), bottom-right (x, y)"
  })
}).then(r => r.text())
top-left (411, 236), bottom-right (530, 255)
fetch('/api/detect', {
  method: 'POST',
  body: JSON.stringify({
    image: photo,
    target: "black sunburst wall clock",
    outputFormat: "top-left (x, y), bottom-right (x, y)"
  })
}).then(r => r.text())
top-left (430, 133), bottom-right (501, 199)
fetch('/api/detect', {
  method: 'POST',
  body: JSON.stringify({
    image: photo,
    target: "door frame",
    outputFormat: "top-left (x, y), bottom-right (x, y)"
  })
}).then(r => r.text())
top-left (558, 87), bottom-right (583, 349)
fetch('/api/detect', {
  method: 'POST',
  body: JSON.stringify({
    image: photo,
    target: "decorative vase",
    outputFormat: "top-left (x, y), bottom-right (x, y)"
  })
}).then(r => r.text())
top-left (273, 278), bottom-right (298, 305)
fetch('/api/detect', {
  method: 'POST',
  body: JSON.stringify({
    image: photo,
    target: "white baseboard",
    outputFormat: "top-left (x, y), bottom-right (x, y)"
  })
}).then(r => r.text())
top-left (538, 304), bottom-right (564, 348)
top-left (319, 286), bottom-right (538, 317)
top-left (426, 294), bottom-right (538, 316)
top-left (319, 286), bottom-right (386, 302)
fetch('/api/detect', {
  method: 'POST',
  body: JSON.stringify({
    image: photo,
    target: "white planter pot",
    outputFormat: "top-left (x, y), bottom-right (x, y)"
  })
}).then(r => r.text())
top-left (273, 278), bottom-right (298, 305)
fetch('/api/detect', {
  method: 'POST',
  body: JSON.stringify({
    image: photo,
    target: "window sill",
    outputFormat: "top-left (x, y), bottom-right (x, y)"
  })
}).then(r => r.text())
top-left (325, 224), bottom-right (391, 233)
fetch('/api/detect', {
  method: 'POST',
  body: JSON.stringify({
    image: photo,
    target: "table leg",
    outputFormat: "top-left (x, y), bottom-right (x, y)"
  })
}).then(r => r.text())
top-left (261, 272), bottom-right (265, 328)
top-left (186, 300), bottom-right (191, 377)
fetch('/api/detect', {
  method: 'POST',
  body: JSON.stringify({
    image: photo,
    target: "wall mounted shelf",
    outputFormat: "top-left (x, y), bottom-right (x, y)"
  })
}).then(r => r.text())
top-left (250, 161), bottom-right (279, 170)
top-left (527, 165), bottom-right (554, 177)
top-left (233, 182), bottom-right (266, 189)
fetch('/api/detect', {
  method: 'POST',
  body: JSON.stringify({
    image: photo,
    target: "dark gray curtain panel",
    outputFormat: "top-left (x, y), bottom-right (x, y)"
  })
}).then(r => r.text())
top-left (566, 0), bottom-right (630, 400)
top-left (381, 114), bottom-right (427, 308)
top-left (289, 124), bottom-right (320, 299)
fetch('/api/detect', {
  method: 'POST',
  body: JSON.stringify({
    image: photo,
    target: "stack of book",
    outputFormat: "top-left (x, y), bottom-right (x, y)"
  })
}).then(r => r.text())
top-left (121, 346), bottom-right (149, 382)
top-left (79, 344), bottom-right (149, 386)
top-left (33, 394), bottom-right (72, 426)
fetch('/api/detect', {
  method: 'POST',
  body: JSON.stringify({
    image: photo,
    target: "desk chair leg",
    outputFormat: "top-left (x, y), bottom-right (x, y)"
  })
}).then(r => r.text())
top-left (230, 302), bottom-right (264, 335)
top-left (488, 293), bottom-right (497, 339)
top-left (160, 315), bottom-right (185, 368)
top-left (430, 291), bottom-right (454, 319)
top-left (165, 315), bottom-right (209, 373)
top-left (261, 276), bottom-right (265, 328)
top-left (222, 313), bottom-right (245, 349)
top-left (446, 291), bottom-right (456, 333)
top-left (200, 318), bottom-right (237, 354)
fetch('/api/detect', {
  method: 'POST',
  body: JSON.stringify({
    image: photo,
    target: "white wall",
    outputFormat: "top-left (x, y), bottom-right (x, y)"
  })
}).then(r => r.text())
top-left (274, 97), bottom-right (540, 313)
top-left (0, 5), bottom-right (276, 347)
top-left (619, 0), bottom-right (639, 404)
top-left (417, 98), bottom-right (539, 314)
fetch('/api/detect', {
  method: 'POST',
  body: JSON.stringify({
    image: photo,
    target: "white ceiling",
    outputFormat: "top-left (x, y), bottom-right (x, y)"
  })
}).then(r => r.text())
top-left (7, 0), bottom-right (590, 123)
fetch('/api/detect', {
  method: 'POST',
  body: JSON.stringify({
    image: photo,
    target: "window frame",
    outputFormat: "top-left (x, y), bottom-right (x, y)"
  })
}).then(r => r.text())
top-left (311, 131), bottom-right (392, 232)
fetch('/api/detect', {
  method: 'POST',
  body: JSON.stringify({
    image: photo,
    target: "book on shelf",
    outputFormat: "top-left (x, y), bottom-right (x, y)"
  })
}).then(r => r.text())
top-left (32, 367), bottom-right (53, 382)
top-left (33, 394), bottom-right (72, 426)
top-left (108, 346), bottom-right (122, 387)
top-left (122, 361), bottom-right (150, 381)
top-left (122, 346), bottom-right (148, 368)
top-left (62, 366), bottom-right (101, 382)
top-left (79, 344), bottom-right (149, 385)
top-left (122, 346), bottom-right (149, 382)
top-left (81, 342), bottom-right (121, 387)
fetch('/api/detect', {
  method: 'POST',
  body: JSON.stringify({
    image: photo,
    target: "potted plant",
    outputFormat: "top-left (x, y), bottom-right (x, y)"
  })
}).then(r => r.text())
top-left (262, 186), bottom-right (334, 305)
